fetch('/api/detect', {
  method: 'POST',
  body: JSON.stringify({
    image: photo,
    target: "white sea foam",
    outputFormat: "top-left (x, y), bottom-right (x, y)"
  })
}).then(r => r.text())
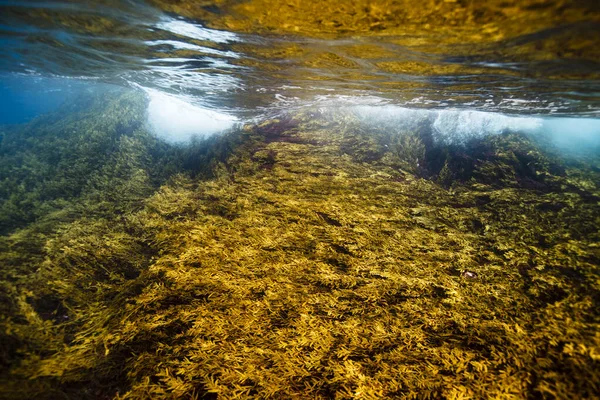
top-left (345, 102), bottom-right (599, 151)
top-left (144, 40), bottom-right (240, 58)
top-left (156, 19), bottom-right (238, 44)
top-left (431, 109), bottom-right (543, 144)
top-left (143, 87), bottom-right (237, 143)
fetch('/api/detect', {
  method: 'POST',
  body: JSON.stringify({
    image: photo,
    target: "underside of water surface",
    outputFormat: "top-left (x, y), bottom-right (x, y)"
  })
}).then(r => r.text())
top-left (0, 1), bottom-right (599, 399)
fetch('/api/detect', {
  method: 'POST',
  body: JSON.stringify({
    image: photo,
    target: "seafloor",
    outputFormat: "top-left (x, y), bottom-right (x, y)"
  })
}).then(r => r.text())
top-left (0, 90), bottom-right (599, 399)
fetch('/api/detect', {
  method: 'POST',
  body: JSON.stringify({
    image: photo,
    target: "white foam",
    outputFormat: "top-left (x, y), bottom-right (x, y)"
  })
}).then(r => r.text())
top-left (431, 110), bottom-right (543, 144)
top-left (349, 103), bottom-right (600, 151)
top-left (349, 105), bottom-right (543, 143)
top-left (143, 88), bottom-right (237, 143)
top-left (156, 19), bottom-right (238, 44)
top-left (144, 40), bottom-right (240, 58)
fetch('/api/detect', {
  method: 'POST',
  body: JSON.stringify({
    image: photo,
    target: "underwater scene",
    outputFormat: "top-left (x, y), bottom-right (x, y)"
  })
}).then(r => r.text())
top-left (0, 1), bottom-right (599, 399)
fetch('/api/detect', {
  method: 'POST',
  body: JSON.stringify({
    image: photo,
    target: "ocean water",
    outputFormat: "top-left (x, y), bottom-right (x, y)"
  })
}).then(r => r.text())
top-left (1, 1), bottom-right (599, 399)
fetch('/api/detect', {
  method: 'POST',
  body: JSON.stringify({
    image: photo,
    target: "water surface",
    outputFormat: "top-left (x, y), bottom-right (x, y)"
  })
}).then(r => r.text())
top-left (1, 0), bottom-right (599, 117)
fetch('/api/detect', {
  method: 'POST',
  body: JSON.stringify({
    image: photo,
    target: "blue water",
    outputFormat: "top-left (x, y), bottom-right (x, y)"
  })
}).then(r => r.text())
top-left (0, 74), bottom-right (91, 124)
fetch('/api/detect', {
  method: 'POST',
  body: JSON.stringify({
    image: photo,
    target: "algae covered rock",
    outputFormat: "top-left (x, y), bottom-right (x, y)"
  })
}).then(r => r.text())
top-left (1, 100), bottom-right (599, 399)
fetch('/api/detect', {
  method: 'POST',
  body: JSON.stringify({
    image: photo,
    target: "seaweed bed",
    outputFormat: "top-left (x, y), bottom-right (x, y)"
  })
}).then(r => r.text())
top-left (0, 89), bottom-right (599, 399)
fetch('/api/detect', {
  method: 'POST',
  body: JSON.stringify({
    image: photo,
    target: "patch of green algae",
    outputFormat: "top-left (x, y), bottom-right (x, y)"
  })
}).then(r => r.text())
top-left (1, 92), bottom-right (600, 399)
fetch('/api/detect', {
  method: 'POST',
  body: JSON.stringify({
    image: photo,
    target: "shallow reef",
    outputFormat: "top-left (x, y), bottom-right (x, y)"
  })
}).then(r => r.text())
top-left (1, 91), bottom-right (599, 399)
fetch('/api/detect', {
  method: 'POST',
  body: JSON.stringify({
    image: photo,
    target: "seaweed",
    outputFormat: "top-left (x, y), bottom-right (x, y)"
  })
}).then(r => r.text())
top-left (1, 99), bottom-right (599, 399)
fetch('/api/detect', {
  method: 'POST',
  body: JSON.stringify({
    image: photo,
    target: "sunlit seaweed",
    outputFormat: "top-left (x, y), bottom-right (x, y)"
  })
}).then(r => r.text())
top-left (1, 91), bottom-right (599, 399)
